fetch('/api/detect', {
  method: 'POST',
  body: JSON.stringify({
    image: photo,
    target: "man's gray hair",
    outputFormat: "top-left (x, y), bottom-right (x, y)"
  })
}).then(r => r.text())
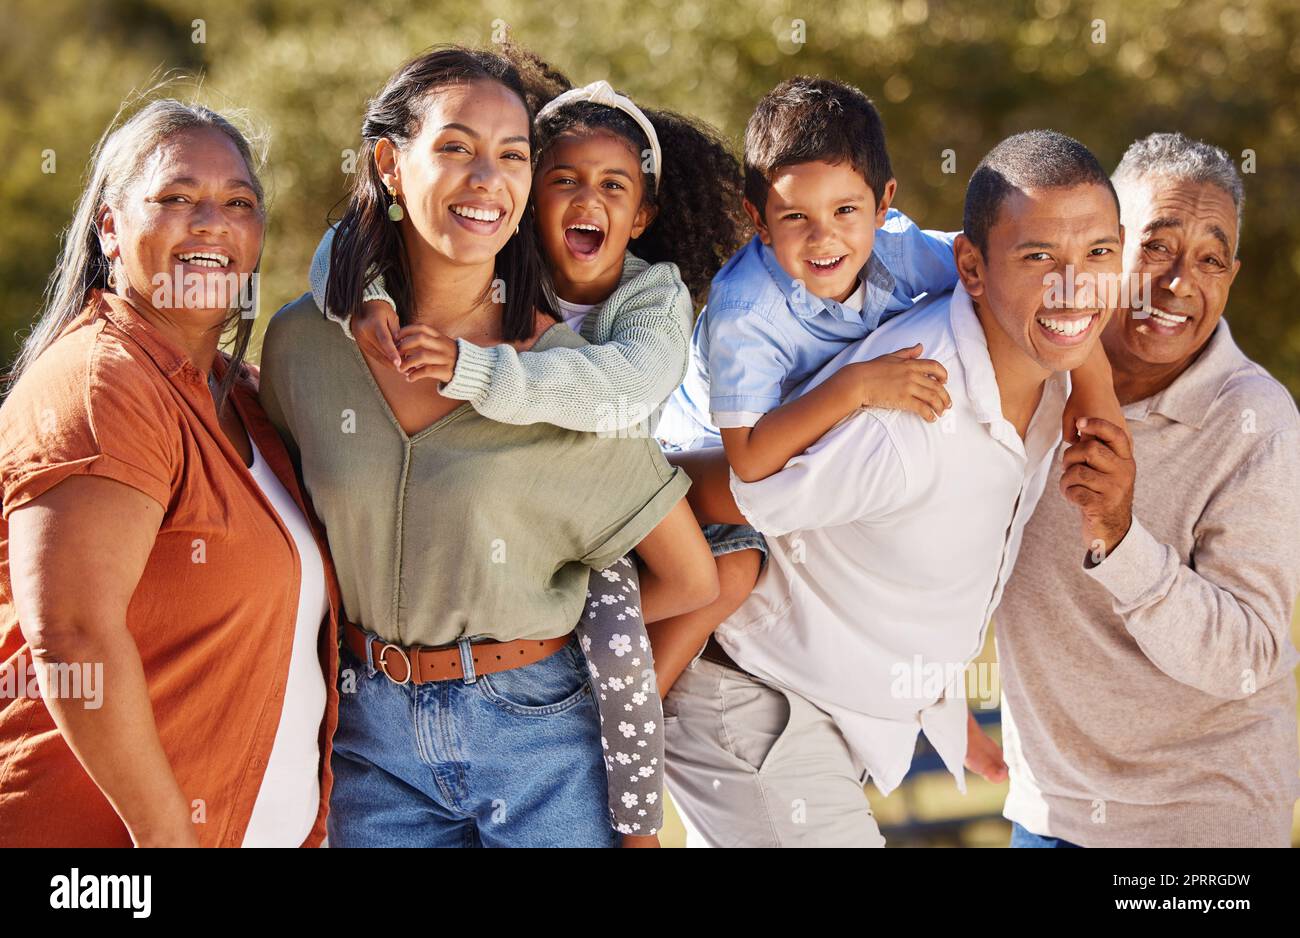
top-left (1112, 131), bottom-right (1244, 253)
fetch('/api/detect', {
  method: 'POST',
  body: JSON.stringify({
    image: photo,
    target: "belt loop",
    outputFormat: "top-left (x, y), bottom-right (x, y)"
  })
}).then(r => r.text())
top-left (362, 631), bottom-right (379, 678)
top-left (458, 637), bottom-right (478, 684)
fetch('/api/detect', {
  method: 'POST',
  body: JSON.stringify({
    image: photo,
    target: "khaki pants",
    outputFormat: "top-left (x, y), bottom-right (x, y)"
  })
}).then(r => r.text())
top-left (663, 657), bottom-right (886, 847)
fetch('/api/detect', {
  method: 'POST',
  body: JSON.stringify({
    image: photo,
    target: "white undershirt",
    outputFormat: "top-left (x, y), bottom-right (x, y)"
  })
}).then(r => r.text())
top-left (240, 434), bottom-right (329, 847)
top-left (556, 296), bottom-right (598, 334)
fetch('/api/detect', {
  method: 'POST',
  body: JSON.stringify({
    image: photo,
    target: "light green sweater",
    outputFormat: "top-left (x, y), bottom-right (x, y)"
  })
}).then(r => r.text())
top-left (308, 227), bottom-right (693, 431)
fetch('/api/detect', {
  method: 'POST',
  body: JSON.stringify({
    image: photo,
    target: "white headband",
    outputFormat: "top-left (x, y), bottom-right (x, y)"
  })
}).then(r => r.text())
top-left (536, 80), bottom-right (662, 195)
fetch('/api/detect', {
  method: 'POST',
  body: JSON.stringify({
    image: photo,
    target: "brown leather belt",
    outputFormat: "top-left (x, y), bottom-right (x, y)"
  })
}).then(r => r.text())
top-left (344, 620), bottom-right (570, 685)
top-left (700, 635), bottom-right (744, 674)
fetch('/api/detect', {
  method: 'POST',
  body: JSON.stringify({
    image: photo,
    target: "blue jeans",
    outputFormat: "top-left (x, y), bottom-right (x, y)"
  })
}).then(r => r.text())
top-left (702, 523), bottom-right (768, 571)
top-left (328, 633), bottom-right (617, 847)
top-left (1010, 821), bottom-right (1083, 848)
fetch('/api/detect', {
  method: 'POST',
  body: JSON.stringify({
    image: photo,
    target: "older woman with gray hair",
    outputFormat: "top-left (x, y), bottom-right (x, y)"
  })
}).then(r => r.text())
top-left (993, 131), bottom-right (1300, 847)
top-left (0, 98), bottom-right (344, 847)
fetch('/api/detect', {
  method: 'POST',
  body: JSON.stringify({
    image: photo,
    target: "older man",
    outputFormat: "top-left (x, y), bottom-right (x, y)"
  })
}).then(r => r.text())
top-left (995, 132), bottom-right (1300, 847)
top-left (660, 130), bottom-right (1123, 847)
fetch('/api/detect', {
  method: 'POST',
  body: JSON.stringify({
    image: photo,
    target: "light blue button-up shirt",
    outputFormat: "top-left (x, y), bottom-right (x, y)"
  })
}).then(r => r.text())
top-left (656, 209), bottom-right (959, 450)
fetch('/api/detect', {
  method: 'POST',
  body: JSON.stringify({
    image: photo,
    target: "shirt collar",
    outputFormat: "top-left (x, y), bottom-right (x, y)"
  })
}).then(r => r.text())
top-left (949, 283), bottom-right (1002, 426)
top-left (92, 289), bottom-right (256, 406)
top-left (1122, 318), bottom-right (1244, 429)
top-left (949, 283), bottom-right (1070, 456)
top-left (754, 237), bottom-right (898, 328)
top-left (92, 289), bottom-right (196, 382)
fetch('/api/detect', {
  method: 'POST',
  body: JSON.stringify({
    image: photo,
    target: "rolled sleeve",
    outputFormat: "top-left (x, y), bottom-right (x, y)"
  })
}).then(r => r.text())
top-left (1, 338), bottom-right (176, 518)
top-left (581, 463), bottom-right (691, 570)
top-left (729, 464), bottom-right (781, 534)
top-left (711, 409), bottom-right (765, 430)
top-left (3, 452), bottom-right (171, 519)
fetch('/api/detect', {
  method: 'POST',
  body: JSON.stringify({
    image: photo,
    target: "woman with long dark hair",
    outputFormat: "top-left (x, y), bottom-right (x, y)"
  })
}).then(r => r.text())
top-left (259, 45), bottom-right (714, 846)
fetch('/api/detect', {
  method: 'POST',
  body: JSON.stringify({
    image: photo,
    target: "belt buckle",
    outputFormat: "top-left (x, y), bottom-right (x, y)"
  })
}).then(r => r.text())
top-left (375, 642), bottom-right (413, 685)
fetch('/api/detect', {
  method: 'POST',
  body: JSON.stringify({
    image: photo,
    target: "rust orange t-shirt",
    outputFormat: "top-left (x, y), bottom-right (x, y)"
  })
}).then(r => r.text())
top-left (0, 290), bottom-right (342, 847)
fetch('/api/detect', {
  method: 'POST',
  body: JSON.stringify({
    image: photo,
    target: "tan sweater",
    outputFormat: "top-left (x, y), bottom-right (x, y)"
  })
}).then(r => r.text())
top-left (995, 319), bottom-right (1300, 847)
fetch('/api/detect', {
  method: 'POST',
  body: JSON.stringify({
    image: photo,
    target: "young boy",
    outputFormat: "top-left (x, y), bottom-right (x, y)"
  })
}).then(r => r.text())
top-left (649, 76), bottom-right (961, 690)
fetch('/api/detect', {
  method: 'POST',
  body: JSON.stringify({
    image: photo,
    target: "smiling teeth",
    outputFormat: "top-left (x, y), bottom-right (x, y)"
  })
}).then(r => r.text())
top-left (1037, 315), bottom-right (1092, 336)
top-left (1146, 308), bottom-right (1190, 325)
top-left (451, 205), bottom-right (502, 222)
top-left (178, 252), bottom-right (229, 268)
top-left (568, 223), bottom-right (602, 232)
top-left (809, 256), bottom-right (843, 268)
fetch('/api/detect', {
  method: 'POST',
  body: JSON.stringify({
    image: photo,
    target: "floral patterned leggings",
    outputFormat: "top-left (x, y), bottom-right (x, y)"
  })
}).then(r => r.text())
top-left (573, 555), bottom-right (663, 837)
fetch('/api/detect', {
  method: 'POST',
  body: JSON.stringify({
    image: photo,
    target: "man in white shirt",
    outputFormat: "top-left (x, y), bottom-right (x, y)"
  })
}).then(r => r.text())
top-left (662, 130), bottom-right (1126, 846)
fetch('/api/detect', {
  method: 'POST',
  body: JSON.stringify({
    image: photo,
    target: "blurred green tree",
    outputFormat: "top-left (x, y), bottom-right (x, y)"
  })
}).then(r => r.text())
top-left (2, 0), bottom-right (1297, 395)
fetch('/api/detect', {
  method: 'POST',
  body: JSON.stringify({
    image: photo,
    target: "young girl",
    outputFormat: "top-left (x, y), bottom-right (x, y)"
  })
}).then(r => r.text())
top-left (307, 47), bottom-right (750, 843)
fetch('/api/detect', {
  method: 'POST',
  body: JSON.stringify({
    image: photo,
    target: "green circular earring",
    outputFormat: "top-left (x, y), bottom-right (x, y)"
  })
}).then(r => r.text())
top-left (386, 183), bottom-right (404, 222)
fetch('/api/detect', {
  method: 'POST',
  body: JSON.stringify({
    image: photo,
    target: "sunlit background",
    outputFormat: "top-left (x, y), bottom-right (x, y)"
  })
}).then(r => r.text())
top-left (2, 0), bottom-right (1297, 846)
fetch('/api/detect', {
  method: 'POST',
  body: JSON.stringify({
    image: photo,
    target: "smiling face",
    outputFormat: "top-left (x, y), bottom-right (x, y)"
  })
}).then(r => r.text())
top-left (99, 126), bottom-right (264, 320)
top-left (1107, 177), bottom-right (1240, 368)
top-left (379, 79), bottom-right (533, 271)
top-left (533, 129), bottom-right (655, 304)
top-left (745, 159), bottom-right (896, 305)
top-left (959, 182), bottom-right (1123, 375)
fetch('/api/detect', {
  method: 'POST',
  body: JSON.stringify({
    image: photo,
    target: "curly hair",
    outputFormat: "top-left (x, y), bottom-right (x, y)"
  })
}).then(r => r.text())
top-left (634, 106), bottom-right (751, 307)
top-left (499, 57), bottom-right (749, 307)
top-left (498, 41), bottom-right (572, 113)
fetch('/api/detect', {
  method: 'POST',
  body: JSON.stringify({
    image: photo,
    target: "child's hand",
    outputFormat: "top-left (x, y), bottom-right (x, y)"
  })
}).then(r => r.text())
top-left (354, 300), bottom-right (402, 370)
top-left (394, 323), bottom-right (459, 384)
top-left (964, 709), bottom-right (1008, 783)
top-left (841, 343), bottom-right (951, 422)
top-left (620, 832), bottom-right (661, 848)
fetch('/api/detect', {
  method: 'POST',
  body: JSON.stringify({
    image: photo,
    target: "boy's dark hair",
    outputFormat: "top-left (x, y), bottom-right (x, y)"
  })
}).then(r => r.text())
top-left (963, 129), bottom-right (1119, 256)
top-left (743, 76), bottom-right (894, 220)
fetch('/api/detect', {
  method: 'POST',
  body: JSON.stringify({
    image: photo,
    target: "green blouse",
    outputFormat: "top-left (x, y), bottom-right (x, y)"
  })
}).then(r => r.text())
top-left (258, 293), bottom-right (689, 647)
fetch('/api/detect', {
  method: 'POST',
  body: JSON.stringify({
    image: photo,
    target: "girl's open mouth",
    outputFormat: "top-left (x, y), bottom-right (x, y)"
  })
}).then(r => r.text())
top-left (563, 223), bottom-right (605, 259)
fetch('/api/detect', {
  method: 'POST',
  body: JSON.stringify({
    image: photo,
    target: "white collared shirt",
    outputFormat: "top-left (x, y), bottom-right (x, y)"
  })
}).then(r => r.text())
top-left (721, 283), bottom-right (1068, 795)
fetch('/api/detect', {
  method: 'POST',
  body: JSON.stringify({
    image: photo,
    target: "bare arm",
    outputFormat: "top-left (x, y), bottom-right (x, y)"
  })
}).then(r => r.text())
top-left (1061, 337), bottom-right (1125, 443)
top-left (8, 476), bottom-right (197, 847)
top-left (665, 448), bottom-right (747, 526)
top-left (721, 346), bottom-right (950, 482)
top-left (632, 497), bottom-right (719, 623)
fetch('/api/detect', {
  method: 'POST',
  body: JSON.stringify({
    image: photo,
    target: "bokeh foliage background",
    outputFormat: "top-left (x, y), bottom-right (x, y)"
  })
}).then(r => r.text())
top-left (1, 0), bottom-right (1298, 847)
top-left (1, 0), bottom-right (1298, 393)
